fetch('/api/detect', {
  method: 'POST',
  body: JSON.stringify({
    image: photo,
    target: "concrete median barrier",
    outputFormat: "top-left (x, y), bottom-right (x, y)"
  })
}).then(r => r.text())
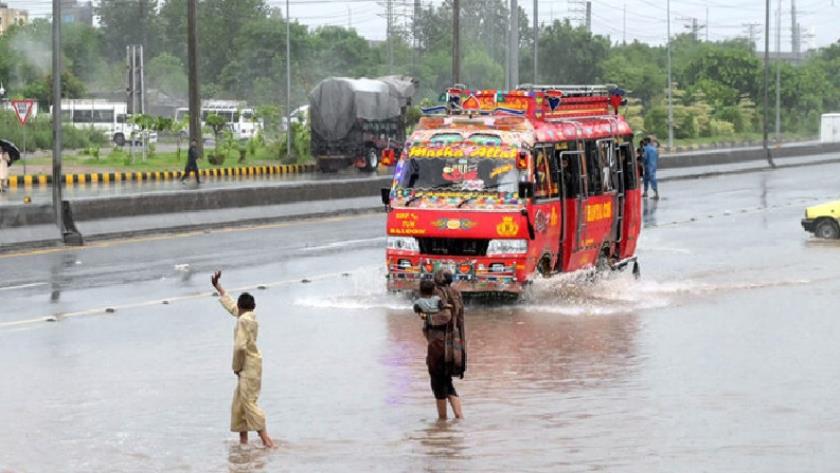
top-left (660, 142), bottom-right (840, 169)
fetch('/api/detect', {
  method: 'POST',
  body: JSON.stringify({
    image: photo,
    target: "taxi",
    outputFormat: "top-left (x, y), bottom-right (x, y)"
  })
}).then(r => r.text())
top-left (802, 200), bottom-right (840, 239)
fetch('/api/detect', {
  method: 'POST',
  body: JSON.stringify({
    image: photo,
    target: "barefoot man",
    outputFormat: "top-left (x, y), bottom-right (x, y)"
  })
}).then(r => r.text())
top-left (211, 271), bottom-right (276, 448)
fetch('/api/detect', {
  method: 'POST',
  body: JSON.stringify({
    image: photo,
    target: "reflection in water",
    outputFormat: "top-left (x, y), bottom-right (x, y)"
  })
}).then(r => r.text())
top-left (48, 252), bottom-right (80, 303)
top-left (227, 443), bottom-right (267, 473)
top-left (643, 198), bottom-right (659, 228)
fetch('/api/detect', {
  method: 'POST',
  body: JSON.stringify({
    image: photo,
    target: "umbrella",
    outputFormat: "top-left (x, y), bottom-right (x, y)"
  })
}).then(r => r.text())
top-left (0, 139), bottom-right (20, 163)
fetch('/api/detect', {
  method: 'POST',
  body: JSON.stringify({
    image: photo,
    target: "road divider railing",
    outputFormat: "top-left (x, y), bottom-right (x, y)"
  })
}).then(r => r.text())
top-left (7, 164), bottom-right (317, 188)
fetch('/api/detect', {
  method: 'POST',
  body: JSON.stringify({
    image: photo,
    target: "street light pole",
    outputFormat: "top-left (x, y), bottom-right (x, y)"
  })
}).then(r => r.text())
top-left (667, 0), bottom-right (673, 151)
top-left (187, 0), bottom-right (201, 154)
top-left (286, 0), bottom-right (292, 159)
top-left (52, 0), bottom-right (64, 235)
top-left (763, 0), bottom-right (775, 167)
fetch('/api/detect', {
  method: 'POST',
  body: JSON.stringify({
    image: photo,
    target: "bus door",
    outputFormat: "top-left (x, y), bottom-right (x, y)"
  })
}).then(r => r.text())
top-left (533, 145), bottom-right (562, 272)
top-left (552, 146), bottom-right (583, 271)
top-left (595, 138), bottom-right (619, 243)
top-left (617, 140), bottom-right (642, 259)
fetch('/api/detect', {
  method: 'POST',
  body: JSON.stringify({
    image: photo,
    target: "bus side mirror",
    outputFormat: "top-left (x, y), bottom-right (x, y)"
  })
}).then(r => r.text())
top-left (518, 182), bottom-right (534, 199)
top-left (381, 188), bottom-right (391, 206)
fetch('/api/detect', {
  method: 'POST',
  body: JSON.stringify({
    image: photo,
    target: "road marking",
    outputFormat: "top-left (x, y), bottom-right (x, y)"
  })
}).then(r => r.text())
top-left (0, 213), bottom-right (383, 260)
top-left (301, 237), bottom-right (385, 252)
top-left (0, 265), bottom-right (380, 329)
top-left (0, 282), bottom-right (47, 292)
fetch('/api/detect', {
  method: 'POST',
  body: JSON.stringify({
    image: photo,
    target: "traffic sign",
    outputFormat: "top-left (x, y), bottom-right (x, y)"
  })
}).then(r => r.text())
top-left (11, 99), bottom-right (34, 125)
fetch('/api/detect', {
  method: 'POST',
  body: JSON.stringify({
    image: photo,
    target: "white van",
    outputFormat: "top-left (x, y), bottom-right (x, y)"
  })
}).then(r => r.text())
top-left (174, 100), bottom-right (263, 140)
top-left (57, 99), bottom-right (157, 146)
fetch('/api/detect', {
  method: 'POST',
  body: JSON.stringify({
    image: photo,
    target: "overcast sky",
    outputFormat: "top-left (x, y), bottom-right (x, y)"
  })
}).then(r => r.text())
top-left (12, 0), bottom-right (840, 50)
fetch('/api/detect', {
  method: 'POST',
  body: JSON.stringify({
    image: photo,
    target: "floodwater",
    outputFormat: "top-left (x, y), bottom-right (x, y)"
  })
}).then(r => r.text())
top-left (2, 163), bottom-right (840, 472)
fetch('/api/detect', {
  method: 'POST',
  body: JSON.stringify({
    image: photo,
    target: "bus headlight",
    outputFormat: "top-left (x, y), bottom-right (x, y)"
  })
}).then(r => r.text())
top-left (387, 236), bottom-right (420, 252)
top-left (487, 239), bottom-right (528, 256)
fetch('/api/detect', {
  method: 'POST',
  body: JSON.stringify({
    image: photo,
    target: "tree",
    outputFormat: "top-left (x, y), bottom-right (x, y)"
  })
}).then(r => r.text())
top-left (539, 20), bottom-right (610, 84)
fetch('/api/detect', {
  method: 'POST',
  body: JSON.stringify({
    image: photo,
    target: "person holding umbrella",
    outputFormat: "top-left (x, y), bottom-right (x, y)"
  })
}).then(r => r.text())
top-left (0, 149), bottom-right (10, 192)
top-left (0, 139), bottom-right (20, 192)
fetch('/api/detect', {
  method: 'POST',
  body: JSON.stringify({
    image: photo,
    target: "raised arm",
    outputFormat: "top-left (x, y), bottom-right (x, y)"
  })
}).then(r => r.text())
top-left (212, 270), bottom-right (238, 317)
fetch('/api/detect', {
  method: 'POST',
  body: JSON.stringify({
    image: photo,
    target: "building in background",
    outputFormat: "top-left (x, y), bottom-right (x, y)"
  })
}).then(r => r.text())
top-left (0, 2), bottom-right (28, 36)
top-left (60, 0), bottom-right (93, 26)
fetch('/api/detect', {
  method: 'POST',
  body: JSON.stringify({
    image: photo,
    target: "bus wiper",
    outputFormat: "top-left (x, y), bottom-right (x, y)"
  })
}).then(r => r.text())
top-left (405, 193), bottom-right (423, 206)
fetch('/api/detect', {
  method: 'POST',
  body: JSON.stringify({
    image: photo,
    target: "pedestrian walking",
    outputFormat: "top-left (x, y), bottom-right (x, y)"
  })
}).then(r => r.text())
top-left (642, 137), bottom-right (659, 200)
top-left (413, 270), bottom-right (466, 420)
top-left (182, 139), bottom-right (201, 184)
top-left (0, 150), bottom-right (10, 192)
top-left (211, 270), bottom-right (276, 448)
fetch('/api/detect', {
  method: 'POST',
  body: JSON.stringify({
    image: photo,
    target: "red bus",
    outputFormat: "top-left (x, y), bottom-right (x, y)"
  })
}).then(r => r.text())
top-left (381, 85), bottom-right (642, 294)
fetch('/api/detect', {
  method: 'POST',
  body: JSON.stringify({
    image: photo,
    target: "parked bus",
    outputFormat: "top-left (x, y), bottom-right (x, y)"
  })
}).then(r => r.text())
top-left (57, 99), bottom-right (155, 146)
top-left (174, 100), bottom-right (263, 140)
top-left (380, 85), bottom-right (642, 295)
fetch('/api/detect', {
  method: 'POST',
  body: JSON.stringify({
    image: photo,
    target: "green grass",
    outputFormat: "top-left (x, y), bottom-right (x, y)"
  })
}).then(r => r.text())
top-left (24, 144), bottom-right (310, 172)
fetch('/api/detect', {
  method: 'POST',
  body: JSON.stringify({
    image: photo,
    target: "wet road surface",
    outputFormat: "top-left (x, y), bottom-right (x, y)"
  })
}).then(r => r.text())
top-left (1, 163), bottom-right (840, 472)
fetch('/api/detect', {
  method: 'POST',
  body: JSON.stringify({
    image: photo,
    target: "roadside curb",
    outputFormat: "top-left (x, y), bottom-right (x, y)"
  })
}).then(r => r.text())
top-left (7, 164), bottom-right (316, 187)
top-left (660, 157), bottom-right (840, 182)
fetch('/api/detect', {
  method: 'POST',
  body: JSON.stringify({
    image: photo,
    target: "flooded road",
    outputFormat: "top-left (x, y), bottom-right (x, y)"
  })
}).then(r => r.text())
top-left (2, 163), bottom-right (840, 472)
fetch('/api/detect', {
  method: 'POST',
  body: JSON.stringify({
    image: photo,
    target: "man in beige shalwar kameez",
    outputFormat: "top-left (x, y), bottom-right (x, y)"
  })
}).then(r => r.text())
top-left (212, 271), bottom-right (276, 448)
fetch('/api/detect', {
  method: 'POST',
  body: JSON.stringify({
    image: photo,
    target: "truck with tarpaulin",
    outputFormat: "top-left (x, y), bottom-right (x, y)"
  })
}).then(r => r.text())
top-left (380, 85), bottom-right (642, 295)
top-left (309, 76), bottom-right (417, 172)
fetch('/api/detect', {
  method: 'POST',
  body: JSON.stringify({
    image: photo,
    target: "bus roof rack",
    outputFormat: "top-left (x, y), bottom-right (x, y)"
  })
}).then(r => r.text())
top-left (515, 84), bottom-right (615, 96)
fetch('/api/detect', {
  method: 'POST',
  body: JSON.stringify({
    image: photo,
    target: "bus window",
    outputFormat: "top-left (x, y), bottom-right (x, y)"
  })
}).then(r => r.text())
top-left (597, 140), bottom-right (614, 192)
top-left (534, 148), bottom-right (553, 198)
top-left (467, 133), bottom-right (502, 146)
top-left (430, 133), bottom-right (463, 144)
top-left (93, 110), bottom-right (114, 123)
top-left (584, 141), bottom-right (602, 195)
top-left (73, 110), bottom-right (92, 123)
top-left (621, 143), bottom-right (638, 190)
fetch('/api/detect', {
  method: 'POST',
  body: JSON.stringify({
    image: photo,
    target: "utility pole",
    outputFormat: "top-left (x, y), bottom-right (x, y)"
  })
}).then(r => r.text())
top-left (412, 0), bottom-right (420, 75)
top-left (742, 22), bottom-right (761, 48)
top-left (286, 0), bottom-right (292, 158)
top-left (388, 0), bottom-right (395, 73)
top-left (678, 17), bottom-right (705, 41)
top-left (705, 7), bottom-right (709, 41)
top-left (791, 0), bottom-right (799, 63)
top-left (187, 0), bottom-right (201, 155)
top-left (775, 0), bottom-right (781, 141)
top-left (622, 3), bottom-right (626, 44)
top-left (510, 0), bottom-right (519, 88)
top-left (585, 1), bottom-right (591, 33)
top-left (763, 0), bottom-right (775, 168)
top-left (533, 0), bottom-right (538, 83)
top-left (667, 0), bottom-right (673, 151)
top-left (52, 0), bottom-right (64, 237)
top-left (453, 0), bottom-right (460, 84)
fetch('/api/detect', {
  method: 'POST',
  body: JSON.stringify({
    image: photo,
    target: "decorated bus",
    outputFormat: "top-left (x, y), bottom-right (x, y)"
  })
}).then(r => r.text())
top-left (380, 85), bottom-right (642, 294)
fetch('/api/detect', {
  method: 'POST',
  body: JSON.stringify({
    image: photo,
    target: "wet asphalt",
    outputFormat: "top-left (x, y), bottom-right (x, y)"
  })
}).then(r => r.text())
top-left (1, 162), bottom-right (839, 472)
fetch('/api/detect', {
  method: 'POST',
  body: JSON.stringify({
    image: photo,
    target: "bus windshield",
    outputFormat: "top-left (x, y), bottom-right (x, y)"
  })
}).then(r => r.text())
top-left (397, 157), bottom-right (520, 193)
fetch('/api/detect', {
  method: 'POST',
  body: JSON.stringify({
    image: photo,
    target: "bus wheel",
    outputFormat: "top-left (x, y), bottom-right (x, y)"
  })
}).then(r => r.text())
top-left (361, 146), bottom-right (378, 172)
top-left (815, 219), bottom-right (840, 239)
top-left (537, 257), bottom-right (552, 278)
top-left (113, 133), bottom-right (125, 146)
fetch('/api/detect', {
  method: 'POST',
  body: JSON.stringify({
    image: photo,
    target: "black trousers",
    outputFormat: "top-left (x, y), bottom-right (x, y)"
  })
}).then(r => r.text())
top-left (182, 163), bottom-right (200, 182)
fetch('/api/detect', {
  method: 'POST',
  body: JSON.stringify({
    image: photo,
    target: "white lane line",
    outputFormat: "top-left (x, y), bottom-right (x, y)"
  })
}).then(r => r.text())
top-left (301, 237), bottom-right (385, 252)
top-left (0, 265), bottom-right (380, 329)
top-left (0, 282), bottom-right (47, 292)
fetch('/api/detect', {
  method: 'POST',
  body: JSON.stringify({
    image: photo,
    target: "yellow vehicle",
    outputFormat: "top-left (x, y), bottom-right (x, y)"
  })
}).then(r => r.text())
top-left (802, 200), bottom-right (840, 239)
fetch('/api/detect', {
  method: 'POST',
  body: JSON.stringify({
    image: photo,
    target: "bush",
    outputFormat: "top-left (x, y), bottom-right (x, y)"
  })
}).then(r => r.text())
top-left (709, 119), bottom-right (736, 136)
top-left (208, 153), bottom-right (225, 165)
